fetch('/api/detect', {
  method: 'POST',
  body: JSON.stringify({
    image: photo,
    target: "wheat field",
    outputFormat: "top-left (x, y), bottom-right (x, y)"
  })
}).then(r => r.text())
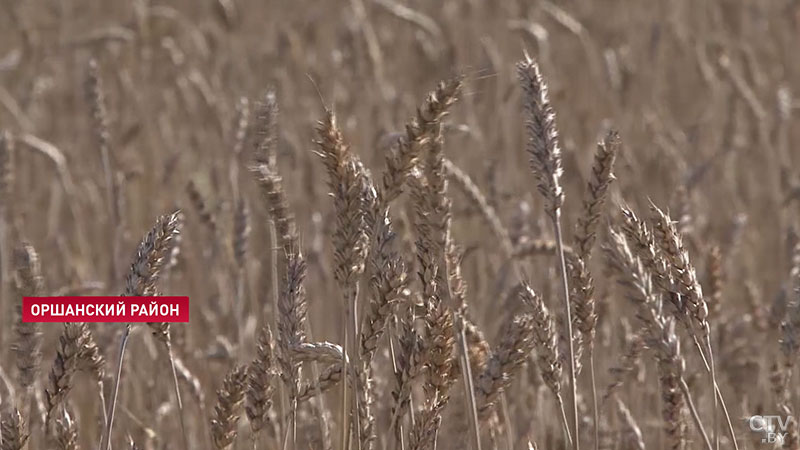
top-left (1, 0), bottom-right (799, 449)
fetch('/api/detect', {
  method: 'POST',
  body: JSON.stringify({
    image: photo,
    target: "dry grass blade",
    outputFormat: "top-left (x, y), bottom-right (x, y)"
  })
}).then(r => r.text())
top-left (122, 210), bottom-right (184, 297)
top-left (380, 78), bottom-right (462, 206)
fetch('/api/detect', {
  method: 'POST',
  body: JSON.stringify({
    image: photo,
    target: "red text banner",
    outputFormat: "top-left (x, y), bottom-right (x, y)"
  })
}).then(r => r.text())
top-left (22, 296), bottom-right (190, 322)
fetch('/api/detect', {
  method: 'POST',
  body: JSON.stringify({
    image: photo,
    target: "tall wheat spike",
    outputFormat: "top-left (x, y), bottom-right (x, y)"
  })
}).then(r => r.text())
top-left (101, 211), bottom-right (183, 450)
top-left (517, 55), bottom-right (578, 450)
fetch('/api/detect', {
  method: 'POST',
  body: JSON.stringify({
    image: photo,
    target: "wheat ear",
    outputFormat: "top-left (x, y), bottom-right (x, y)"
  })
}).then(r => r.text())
top-left (474, 312), bottom-right (535, 420)
top-left (11, 242), bottom-right (43, 421)
top-left (517, 55), bottom-right (578, 450)
top-left (0, 408), bottom-right (28, 450)
top-left (605, 228), bottom-right (712, 450)
top-left (519, 284), bottom-right (572, 445)
top-left (52, 408), bottom-right (78, 450)
top-left (315, 109), bottom-right (372, 449)
top-left (101, 210), bottom-right (182, 450)
top-left (572, 130), bottom-right (619, 450)
top-left (211, 365), bottom-right (248, 450)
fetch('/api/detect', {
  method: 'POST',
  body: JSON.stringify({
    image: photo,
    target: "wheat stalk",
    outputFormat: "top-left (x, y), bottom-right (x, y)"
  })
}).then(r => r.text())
top-left (315, 109), bottom-right (372, 450)
top-left (519, 284), bottom-right (572, 445)
top-left (102, 211), bottom-right (183, 450)
top-left (517, 55), bottom-right (578, 450)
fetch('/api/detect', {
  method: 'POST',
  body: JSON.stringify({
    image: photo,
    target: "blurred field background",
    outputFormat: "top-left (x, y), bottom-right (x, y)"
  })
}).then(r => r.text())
top-left (1, 0), bottom-right (800, 449)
